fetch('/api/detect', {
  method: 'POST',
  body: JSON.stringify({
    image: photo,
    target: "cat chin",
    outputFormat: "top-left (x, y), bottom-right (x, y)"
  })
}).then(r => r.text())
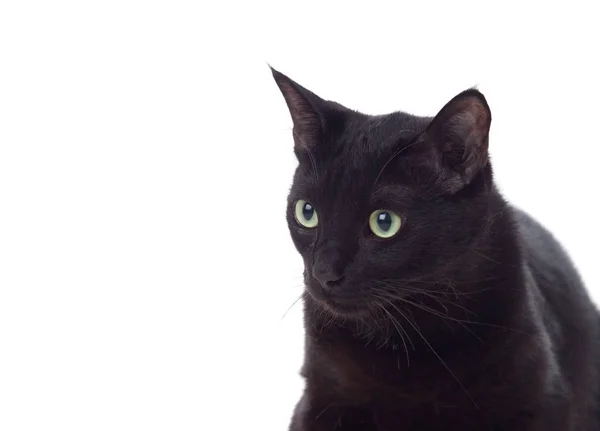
top-left (305, 283), bottom-right (376, 319)
top-left (319, 299), bottom-right (375, 319)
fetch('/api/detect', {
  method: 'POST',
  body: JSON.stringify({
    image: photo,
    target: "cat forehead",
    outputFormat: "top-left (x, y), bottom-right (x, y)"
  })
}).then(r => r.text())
top-left (293, 154), bottom-right (410, 204)
top-left (331, 112), bottom-right (430, 155)
top-left (292, 113), bottom-right (430, 196)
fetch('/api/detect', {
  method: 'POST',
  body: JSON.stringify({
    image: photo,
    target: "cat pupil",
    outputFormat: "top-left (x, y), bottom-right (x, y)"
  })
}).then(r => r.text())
top-left (303, 203), bottom-right (314, 220)
top-left (377, 212), bottom-right (392, 231)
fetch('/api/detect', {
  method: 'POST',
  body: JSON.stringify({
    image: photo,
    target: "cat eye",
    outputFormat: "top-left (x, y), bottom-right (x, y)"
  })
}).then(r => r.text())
top-left (369, 210), bottom-right (402, 238)
top-left (295, 200), bottom-right (319, 228)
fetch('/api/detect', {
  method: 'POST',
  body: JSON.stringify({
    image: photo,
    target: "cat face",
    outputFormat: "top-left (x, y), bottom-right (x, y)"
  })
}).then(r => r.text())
top-left (272, 68), bottom-right (493, 317)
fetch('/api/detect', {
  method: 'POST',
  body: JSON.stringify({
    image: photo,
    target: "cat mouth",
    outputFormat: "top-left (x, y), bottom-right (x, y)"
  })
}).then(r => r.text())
top-left (324, 296), bottom-right (371, 316)
top-left (305, 280), bottom-right (373, 316)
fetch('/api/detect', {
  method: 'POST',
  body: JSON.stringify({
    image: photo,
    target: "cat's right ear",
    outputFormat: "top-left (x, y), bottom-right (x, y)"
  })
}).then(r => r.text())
top-left (270, 67), bottom-right (326, 151)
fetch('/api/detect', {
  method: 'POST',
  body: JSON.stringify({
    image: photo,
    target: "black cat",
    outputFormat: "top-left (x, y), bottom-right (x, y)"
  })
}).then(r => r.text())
top-left (271, 67), bottom-right (600, 431)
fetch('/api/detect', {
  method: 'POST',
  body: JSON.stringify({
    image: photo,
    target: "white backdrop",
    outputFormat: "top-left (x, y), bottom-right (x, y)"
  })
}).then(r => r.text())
top-left (1, 1), bottom-right (598, 430)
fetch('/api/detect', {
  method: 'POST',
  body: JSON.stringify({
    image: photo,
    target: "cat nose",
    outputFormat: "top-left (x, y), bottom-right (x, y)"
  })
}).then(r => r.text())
top-left (312, 243), bottom-right (349, 290)
top-left (312, 264), bottom-right (344, 289)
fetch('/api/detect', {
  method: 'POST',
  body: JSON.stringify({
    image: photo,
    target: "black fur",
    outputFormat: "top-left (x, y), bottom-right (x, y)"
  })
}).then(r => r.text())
top-left (271, 67), bottom-right (600, 431)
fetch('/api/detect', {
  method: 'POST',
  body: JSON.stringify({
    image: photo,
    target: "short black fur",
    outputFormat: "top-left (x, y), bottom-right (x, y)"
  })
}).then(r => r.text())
top-left (271, 67), bottom-right (600, 431)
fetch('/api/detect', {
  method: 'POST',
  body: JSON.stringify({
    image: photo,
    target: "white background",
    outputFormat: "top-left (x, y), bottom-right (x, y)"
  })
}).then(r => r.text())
top-left (1, 1), bottom-right (598, 430)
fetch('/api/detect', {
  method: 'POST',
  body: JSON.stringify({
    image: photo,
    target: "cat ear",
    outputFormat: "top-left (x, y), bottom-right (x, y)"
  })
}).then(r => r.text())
top-left (271, 67), bottom-right (326, 150)
top-left (419, 89), bottom-right (492, 194)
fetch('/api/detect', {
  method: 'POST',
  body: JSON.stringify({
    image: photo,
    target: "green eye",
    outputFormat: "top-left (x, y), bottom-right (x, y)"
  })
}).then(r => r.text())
top-left (295, 200), bottom-right (318, 228)
top-left (369, 210), bottom-right (402, 238)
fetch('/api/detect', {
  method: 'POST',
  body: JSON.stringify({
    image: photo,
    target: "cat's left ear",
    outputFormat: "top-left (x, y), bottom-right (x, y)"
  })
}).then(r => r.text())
top-left (270, 67), bottom-right (327, 151)
top-left (418, 89), bottom-right (491, 194)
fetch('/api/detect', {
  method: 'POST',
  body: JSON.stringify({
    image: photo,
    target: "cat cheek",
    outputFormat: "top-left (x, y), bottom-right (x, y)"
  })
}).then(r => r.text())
top-left (289, 230), bottom-right (316, 253)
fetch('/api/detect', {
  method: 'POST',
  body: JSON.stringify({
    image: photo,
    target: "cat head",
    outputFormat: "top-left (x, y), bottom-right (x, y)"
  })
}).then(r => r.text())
top-left (271, 67), bottom-right (494, 318)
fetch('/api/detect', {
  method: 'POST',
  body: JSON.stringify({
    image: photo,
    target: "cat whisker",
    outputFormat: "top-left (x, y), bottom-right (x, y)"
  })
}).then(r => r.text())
top-left (376, 301), bottom-right (414, 367)
top-left (375, 295), bottom-right (479, 410)
top-left (281, 291), bottom-right (307, 320)
top-left (381, 276), bottom-right (498, 289)
top-left (374, 283), bottom-right (482, 339)
top-left (373, 281), bottom-right (475, 315)
top-left (377, 289), bottom-right (528, 336)
top-left (373, 134), bottom-right (419, 185)
top-left (404, 297), bottom-right (482, 342)
top-left (468, 248), bottom-right (502, 264)
top-left (374, 280), bottom-right (487, 313)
